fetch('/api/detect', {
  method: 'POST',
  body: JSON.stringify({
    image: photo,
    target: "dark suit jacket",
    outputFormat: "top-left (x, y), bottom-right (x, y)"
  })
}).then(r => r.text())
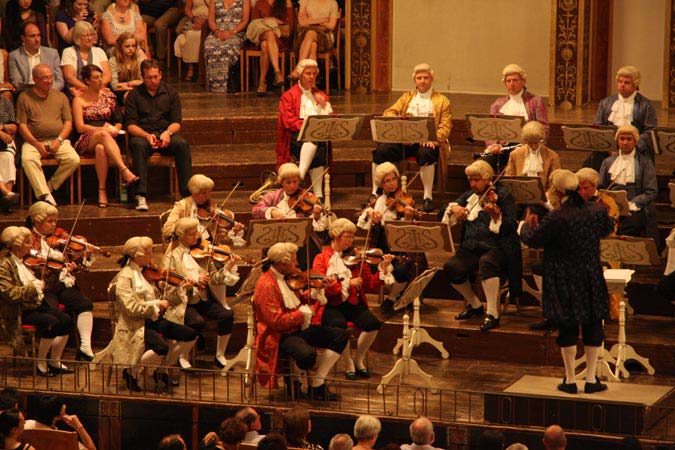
top-left (8, 46), bottom-right (65, 92)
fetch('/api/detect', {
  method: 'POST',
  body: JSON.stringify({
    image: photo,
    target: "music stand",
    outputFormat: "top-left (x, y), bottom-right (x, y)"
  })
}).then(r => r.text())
top-left (561, 124), bottom-right (616, 151)
top-left (654, 127), bottom-right (675, 156)
top-left (465, 114), bottom-right (524, 143)
top-left (376, 268), bottom-right (448, 394)
top-left (297, 114), bottom-right (366, 142)
top-left (370, 116), bottom-right (437, 143)
top-left (500, 177), bottom-right (547, 205)
top-left (222, 300), bottom-right (256, 400)
top-left (598, 190), bottom-right (631, 216)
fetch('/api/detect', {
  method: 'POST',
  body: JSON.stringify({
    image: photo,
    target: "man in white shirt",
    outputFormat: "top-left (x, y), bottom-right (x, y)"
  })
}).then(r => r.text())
top-left (9, 23), bottom-right (65, 94)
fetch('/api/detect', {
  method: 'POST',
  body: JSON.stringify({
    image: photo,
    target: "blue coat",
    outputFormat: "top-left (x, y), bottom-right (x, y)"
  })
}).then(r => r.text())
top-left (594, 92), bottom-right (657, 158)
top-left (598, 151), bottom-right (657, 221)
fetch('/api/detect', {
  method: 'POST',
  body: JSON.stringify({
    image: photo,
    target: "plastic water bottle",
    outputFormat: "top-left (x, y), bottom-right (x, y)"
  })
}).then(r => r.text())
top-left (120, 181), bottom-right (128, 203)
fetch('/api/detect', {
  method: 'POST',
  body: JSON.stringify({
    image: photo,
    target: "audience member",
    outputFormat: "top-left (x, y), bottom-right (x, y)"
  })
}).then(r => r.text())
top-left (477, 429), bottom-right (504, 450)
top-left (329, 434), bottom-right (353, 450)
top-left (55, 0), bottom-right (100, 50)
top-left (542, 425), bottom-right (566, 450)
top-left (124, 58), bottom-right (192, 211)
top-left (505, 445), bottom-right (527, 450)
top-left (288, 0), bottom-right (339, 81)
top-left (236, 407), bottom-right (265, 444)
top-left (72, 63), bottom-right (139, 207)
top-left (16, 64), bottom-right (80, 206)
top-left (61, 21), bottom-right (111, 97)
top-left (24, 395), bottom-right (96, 450)
top-left (0, 409), bottom-right (37, 450)
top-left (283, 407), bottom-right (323, 450)
top-left (218, 417), bottom-right (248, 450)
top-left (139, 0), bottom-right (181, 68)
top-left (400, 417), bottom-right (441, 450)
top-left (173, 0), bottom-right (209, 82)
top-left (0, 94), bottom-right (18, 212)
top-left (204, 0), bottom-right (250, 93)
top-left (0, 389), bottom-right (20, 412)
top-left (100, 0), bottom-right (147, 53)
top-left (0, 49), bottom-right (15, 101)
top-left (109, 32), bottom-right (147, 102)
top-left (9, 22), bottom-right (65, 94)
top-left (353, 415), bottom-right (381, 450)
top-left (158, 434), bottom-right (188, 450)
top-left (3, 0), bottom-right (48, 51)
top-left (259, 433), bottom-right (288, 450)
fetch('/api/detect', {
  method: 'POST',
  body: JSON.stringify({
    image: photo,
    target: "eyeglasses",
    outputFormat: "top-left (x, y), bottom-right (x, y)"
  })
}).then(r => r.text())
top-left (36, 75), bottom-right (54, 81)
top-left (81, 33), bottom-right (96, 38)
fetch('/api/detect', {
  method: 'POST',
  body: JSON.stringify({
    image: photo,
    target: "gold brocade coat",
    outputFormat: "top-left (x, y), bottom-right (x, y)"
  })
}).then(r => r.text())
top-left (383, 90), bottom-right (453, 143)
top-left (0, 254), bottom-right (43, 354)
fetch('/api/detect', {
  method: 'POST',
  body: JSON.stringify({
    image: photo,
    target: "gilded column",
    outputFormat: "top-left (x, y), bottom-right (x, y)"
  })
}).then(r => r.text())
top-left (665, 0), bottom-right (675, 108)
top-left (347, 0), bottom-right (392, 93)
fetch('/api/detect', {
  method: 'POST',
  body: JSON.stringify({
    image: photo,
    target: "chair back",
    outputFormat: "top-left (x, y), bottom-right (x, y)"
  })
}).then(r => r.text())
top-left (23, 428), bottom-right (80, 450)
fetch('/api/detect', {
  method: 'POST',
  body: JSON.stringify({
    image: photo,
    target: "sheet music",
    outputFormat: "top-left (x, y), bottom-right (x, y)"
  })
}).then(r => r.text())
top-left (561, 125), bottom-right (616, 151)
top-left (370, 117), bottom-right (436, 143)
top-left (297, 115), bottom-right (366, 142)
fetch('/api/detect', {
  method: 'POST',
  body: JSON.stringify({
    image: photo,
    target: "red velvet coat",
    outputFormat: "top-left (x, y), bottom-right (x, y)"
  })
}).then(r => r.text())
top-left (275, 84), bottom-right (330, 168)
top-left (253, 269), bottom-right (312, 389)
top-left (311, 246), bottom-right (383, 324)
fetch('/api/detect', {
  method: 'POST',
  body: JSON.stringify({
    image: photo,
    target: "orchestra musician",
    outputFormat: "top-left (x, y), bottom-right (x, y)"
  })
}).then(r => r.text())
top-left (161, 217), bottom-right (240, 369)
top-left (312, 218), bottom-right (394, 380)
top-left (0, 226), bottom-right (73, 377)
top-left (505, 121), bottom-right (560, 191)
top-left (485, 64), bottom-right (549, 171)
top-left (598, 125), bottom-right (658, 247)
top-left (440, 160), bottom-right (522, 332)
top-left (161, 174), bottom-right (245, 245)
top-left (276, 59), bottom-right (332, 200)
top-left (358, 162), bottom-right (427, 315)
top-left (94, 236), bottom-right (198, 392)
top-left (370, 63), bottom-right (452, 213)
top-left (576, 168), bottom-right (619, 235)
top-left (521, 170), bottom-right (614, 394)
top-left (26, 201), bottom-right (95, 362)
top-left (253, 242), bottom-right (348, 401)
top-left (252, 162), bottom-right (328, 270)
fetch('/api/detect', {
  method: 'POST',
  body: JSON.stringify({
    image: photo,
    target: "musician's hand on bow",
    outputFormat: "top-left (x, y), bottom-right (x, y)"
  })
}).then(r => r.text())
top-left (421, 141), bottom-right (436, 148)
top-left (450, 205), bottom-right (468, 222)
top-left (157, 299), bottom-right (169, 311)
top-left (271, 209), bottom-right (285, 219)
top-left (372, 210), bottom-right (383, 224)
top-left (349, 277), bottom-right (363, 290)
top-left (524, 211), bottom-right (539, 228)
top-left (403, 205), bottom-right (416, 219)
top-left (182, 278), bottom-right (197, 289)
top-left (483, 202), bottom-right (502, 221)
top-left (312, 204), bottom-right (323, 220)
top-left (382, 254), bottom-right (395, 265)
top-left (232, 221), bottom-right (245, 233)
top-left (65, 261), bottom-right (78, 273)
top-left (487, 143), bottom-right (502, 154)
top-left (315, 92), bottom-right (328, 109)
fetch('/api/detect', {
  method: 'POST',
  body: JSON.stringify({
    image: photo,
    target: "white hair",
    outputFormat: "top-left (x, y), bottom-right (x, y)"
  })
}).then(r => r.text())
top-left (353, 415), bottom-right (381, 441)
top-left (465, 160), bottom-right (494, 180)
top-left (374, 162), bottom-right (399, 187)
top-left (295, 59), bottom-right (319, 76)
top-left (521, 121), bottom-right (545, 143)
top-left (122, 236), bottom-right (153, 258)
top-left (575, 167), bottom-right (599, 186)
top-left (412, 63), bottom-right (434, 80)
top-left (616, 65), bottom-right (641, 88)
top-left (328, 218), bottom-right (356, 240)
top-left (174, 217), bottom-right (199, 237)
top-left (267, 242), bottom-right (298, 264)
top-left (29, 201), bottom-right (58, 224)
top-left (1, 226), bottom-right (32, 248)
top-left (277, 163), bottom-right (301, 183)
top-left (188, 174), bottom-right (215, 194)
top-left (501, 63), bottom-right (526, 83)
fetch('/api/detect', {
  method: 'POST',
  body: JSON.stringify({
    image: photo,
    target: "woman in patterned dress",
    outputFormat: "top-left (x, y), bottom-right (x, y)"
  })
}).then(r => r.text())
top-left (203, 0), bottom-right (250, 93)
top-left (100, 0), bottom-right (147, 53)
top-left (72, 64), bottom-right (139, 207)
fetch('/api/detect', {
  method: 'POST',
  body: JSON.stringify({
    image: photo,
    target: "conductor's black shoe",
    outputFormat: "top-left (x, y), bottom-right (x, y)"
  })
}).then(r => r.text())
top-left (557, 378), bottom-right (578, 394)
top-left (379, 299), bottom-right (394, 314)
top-left (584, 379), bottom-right (608, 394)
top-left (355, 368), bottom-right (370, 379)
top-left (480, 314), bottom-right (500, 332)
top-left (308, 383), bottom-right (338, 401)
top-left (529, 318), bottom-right (556, 331)
top-left (423, 198), bottom-right (435, 213)
top-left (455, 305), bottom-right (484, 320)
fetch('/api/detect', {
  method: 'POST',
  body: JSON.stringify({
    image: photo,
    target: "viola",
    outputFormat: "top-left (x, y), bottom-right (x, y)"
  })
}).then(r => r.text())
top-left (342, 247), bottom-right (406, 267)
top-left (23, 249), bottom-right (66, 271)
top-left (190, 239), bottom-right (256, 265)
top-left (196, 206), bottom-right (238, 229)
top-left (385, 189), bottom-right (419, 216)
top-left (287, 189), bottom-right (327, 215)
top-left (46, 228), bottom-right (111, 257)
top-left (141, 263), bottom-right (186, 287)
top-left (285, 269), bottom-right (341, 291)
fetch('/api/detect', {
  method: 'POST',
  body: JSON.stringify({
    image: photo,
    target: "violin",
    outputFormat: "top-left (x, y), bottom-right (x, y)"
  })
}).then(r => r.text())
top-left (46, 228), bottom-right (111, 257)
top-left (478, 186), bottom-right (501, 220)
top-left (141, 263), bottom-right (187, 287)
top-left (285, 269), bottom-right (340, 291)
top-left (287, 189), bottom-right (328, 215)
top-left (23, 249), bottom-right (66, 271)
top-left (196, 206), bottom-right (238, 229)
top-left (190, 239), bottom-right (256, 265)
top-left (385, 189), bottom-right (420, 217)
top-left (342, 247), bottom-right (406, 267)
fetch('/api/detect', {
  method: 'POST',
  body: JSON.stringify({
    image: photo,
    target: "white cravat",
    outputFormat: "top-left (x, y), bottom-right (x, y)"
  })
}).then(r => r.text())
top-left (357, 194), bottom-right (398, 230)
top-left (608, 150), bottom-right (636, 185)
top-left (499, 90), bottom-right (529, 120)
top-left (265, 192), bottom-right (296, 219)
top-left (327, 250), bottom-right (352, 301)
top-left (523, 144), bottom-right (544, 177)
top-left (12, 254), bottom-right (44, 300)
top-left (608, 91), bottom-right (637, 127)
top-left (299, 84), bottom-right (333, 119)
top-left (179, 245), bottom-right (208, 301)
top-left (406, 89), bottom-right (434, 117)
top-left (270, 266), bottom-right (301, 310)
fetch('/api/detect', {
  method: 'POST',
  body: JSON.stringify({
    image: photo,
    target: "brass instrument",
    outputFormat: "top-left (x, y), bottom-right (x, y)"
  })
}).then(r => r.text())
top-left (248, 170), bottom-right (279, 204)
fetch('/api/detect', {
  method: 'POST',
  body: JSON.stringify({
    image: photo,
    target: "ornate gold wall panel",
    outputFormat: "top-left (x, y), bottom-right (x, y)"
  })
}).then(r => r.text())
top-left (666, 0), bottom-right (675, 108)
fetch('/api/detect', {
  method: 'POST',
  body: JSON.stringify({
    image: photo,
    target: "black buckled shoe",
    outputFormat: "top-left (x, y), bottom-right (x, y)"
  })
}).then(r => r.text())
top-left (423, 198), bottom-right (435, 213)
top-left (480, 314), bottom-right (500, 332)
top-left (345, 371), bottom-right (357, 381)
top-left (557, 378), bottom-right (578, 394)
top-left (48, 364), bottom-right (74, 374)
top-left (455, 305), bottom-right (484, 320)
top-left (355, 368), bottom-right (370, 379)
top-left (308, 383), bottom-right (339, 401)
top-left (584, 379), bottom-right (608, 394)
top-left (36, 366), bottom-right (56, 378)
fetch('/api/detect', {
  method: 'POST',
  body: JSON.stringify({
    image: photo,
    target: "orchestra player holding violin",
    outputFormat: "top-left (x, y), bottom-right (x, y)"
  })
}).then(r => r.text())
top-left (358, 162), bottom-right (426, 315)
top-left (162, 218), bottom-right (240, 369)
top-left (254, 242), bottom-right (348, 401)
top-left (0, 226), bottom-right (73, 377)
top-left (94, 236), bottom-right (199, 392)
top-left (312, 218), bottom-right (394, 380)
top-left (162, 174), bottom-right (245, 245)
top-left (440, 160), bottom-right (522, 332)
top-left (26, 201), bottom-right (96, 362)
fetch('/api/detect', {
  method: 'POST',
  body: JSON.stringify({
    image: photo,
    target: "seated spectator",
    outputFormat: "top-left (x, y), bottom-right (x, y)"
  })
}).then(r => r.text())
top-left (158, 434), bottom-right (188, 450)
top-left (62, 21), bottom-right (111, 97)
top-left (542, 425), bottom-right (565, 450)
top-left (204, 0), bottom-right (250, 93)
top-left (9, 23), bottom-right (65, 95)
top-left (0, 389), bottom-right (20, 412)
top-left (329, 434), bottom-right (353, 450)
top-left (236, 407), bottom-right (265, 444)
top-left (139, 0), bottom-right (181, 69)
top-left (72, 64), bottom-right (140, 207)
top-left (598, 125), bottom-right (658, 245)
top-left (260, 433), bottom-right (287, 450)
top-left (173, 0), bottom-right (209, 82)
top-left (109, 32), bottom-right (147, 103)
top-left (24, 395), bottom-right (96, 450)
top-left (0, 95), bottom-right (18, 212)
top-left (55, 0), bottom-right (101, 50)
top-left (100, 0), bottom-right (147, 54)
top-left (288, 0), bottom-right (339, 82)
top-left (245, 0), bottom-right (293, 94)
top-left (2, 0), bottom-right (47, 51)
top-left (505, 445), bottom-right (528, 450)
top-left (283, 408), bottom-right (323, 450)
top-left (353, 415), bottom-right (380, 450)
top-left (124, 58), bottom-right (192, 211)
top-left (16, 64), bottom-right (80, 206)
top-left (478, 430), bottom-right (504, 450)
top-left (0, 409), bottom-right (36, 450)
top-left (219, 418), bottom-right (248, 450)
top-left (0, 49), bottom-right (16, 101)
top-left (401, 417), bottom-right (441, 450)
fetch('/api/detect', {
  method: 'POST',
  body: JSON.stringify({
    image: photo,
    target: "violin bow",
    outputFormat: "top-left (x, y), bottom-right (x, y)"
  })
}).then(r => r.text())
top-left (358, 224), bottom-right (373, 279)
top-left (42, 200), bottom-right (86, 276)
top-left (466, 165), bottom-right (508, 214)
top-left (285, 167), bottom-right (330, 216)
top-left (594, 166), bottom-right (626, 204)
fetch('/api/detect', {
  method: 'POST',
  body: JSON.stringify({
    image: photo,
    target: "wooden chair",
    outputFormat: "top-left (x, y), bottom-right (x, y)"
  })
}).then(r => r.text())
top-left (23, 428), bottom-right (79, 450)
top-left (244, 44), bottom-right (286, 92)
top-left (75, 157), bottom-right (97, 204)
top-left (399, 141), bottom-right (451, 194)
top-left (19, 158), bottom-right (76, 206)
top-left (123, 134), bottom-right (179, 201)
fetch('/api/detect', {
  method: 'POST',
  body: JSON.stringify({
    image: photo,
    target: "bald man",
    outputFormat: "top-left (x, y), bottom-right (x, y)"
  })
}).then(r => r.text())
top-left (401, 417), bottom-right (442, 450)
top-left (542, 425), bottom-right (566, 450)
